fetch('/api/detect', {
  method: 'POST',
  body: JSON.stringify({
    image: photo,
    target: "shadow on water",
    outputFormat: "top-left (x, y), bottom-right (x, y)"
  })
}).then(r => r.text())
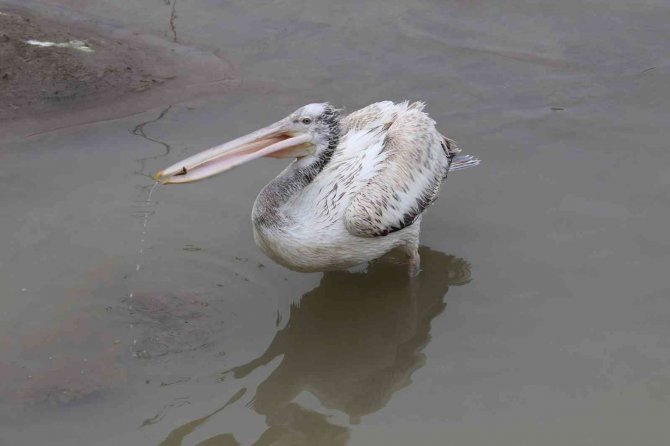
top-left (158, 247), bottom-right (471, 446)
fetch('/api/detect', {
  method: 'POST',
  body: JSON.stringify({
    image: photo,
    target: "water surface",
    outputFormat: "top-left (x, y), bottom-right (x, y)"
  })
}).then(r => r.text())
top-left (1, 0), bottom-right (670, 445)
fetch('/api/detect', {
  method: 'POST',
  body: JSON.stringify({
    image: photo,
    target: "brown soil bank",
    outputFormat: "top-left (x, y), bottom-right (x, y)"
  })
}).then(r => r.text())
top-left (0, 5), bottom-right (242, 141)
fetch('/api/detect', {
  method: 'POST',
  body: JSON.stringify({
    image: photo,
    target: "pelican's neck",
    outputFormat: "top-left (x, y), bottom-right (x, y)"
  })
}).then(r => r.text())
top-left (253, 124), bottom-right (339, 229)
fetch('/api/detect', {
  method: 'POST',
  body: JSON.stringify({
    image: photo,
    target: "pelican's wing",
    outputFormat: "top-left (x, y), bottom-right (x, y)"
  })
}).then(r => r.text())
top-left (340, 101), bottom-right (397, 133)
top-left (343, 102), bottom-right (455, 237)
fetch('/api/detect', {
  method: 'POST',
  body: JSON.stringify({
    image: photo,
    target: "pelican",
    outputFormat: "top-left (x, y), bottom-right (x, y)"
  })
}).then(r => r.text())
top-left (155, 101), bottom-right (479, 276)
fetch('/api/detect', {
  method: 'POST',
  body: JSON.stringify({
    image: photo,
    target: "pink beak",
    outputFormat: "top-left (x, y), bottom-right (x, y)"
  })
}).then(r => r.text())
top-left (155, 119), bottom-right (313, 184)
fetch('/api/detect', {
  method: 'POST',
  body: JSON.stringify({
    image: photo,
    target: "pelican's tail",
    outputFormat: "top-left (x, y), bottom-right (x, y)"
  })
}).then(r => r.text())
top-left (440, 135), bottom-right (480, 172)
top-left (450, 154), bottom-right (481, 172)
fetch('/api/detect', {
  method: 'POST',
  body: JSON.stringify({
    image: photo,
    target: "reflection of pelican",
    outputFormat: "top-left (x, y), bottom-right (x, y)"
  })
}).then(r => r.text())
top-left (156, 102), bottom-right (478, 276)
top-left (157, 248), bottom-right (471, 446)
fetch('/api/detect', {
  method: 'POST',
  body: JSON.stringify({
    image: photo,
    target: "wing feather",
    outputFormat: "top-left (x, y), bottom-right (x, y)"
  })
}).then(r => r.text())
top-left (344, 102), bottom-right (452, 237)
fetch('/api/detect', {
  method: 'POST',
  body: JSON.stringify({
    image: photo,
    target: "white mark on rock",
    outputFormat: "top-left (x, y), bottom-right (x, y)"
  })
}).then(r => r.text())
top-left (25, 39), bottom-right (94, 53)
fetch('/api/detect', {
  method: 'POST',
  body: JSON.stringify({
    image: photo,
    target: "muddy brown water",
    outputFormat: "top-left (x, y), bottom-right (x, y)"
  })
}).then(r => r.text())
top-left (1, 0), bottom-right (670, 445)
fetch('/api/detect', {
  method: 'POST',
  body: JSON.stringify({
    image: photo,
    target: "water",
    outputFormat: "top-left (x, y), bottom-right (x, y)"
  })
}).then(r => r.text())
top-left (1, 0), bottom-right (670, 445)
top-left (136, 181), bottom-right (158, 268)
top-left (126, 181), bottom-right (159, 347)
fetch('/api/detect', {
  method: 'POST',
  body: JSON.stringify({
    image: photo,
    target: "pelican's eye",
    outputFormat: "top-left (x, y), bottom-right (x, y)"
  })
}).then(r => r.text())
top-left (301, 117), bottom-right (312, 125)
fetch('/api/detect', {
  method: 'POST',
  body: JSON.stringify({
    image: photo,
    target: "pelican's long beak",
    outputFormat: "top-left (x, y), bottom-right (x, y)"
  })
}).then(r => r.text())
top-left (154, 119), bottom-right (313, 184)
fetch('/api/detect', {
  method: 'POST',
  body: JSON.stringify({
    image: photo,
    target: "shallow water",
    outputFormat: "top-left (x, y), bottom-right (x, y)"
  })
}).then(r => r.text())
top-left (2, 0), bottom-right (670, 444)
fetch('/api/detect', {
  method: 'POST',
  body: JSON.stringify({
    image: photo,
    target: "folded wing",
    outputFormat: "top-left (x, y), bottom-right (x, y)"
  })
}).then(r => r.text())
top-left (343, 101), bottom-right (454, 237)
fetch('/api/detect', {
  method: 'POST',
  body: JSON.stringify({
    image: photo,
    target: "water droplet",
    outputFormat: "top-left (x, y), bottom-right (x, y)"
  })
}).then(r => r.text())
top-left (127, 181), bottom-right (158, 329)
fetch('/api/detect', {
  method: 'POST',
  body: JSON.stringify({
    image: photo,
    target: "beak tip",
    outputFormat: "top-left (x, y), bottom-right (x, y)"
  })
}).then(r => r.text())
top-left (154, 170), bottom-right (167, 184)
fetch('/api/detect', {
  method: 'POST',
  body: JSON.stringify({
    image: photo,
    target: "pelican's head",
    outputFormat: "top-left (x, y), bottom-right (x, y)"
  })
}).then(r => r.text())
top-left (155, 103), bottom-right (340, 184)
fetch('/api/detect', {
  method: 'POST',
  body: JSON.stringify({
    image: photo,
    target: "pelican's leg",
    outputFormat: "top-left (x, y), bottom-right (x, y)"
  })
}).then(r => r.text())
top-left (402, 239), bottom-right (421, 278)
top-left (401, 222), bottom-right (422, 277)
top-left (408, 248), bottom-right (421, 277)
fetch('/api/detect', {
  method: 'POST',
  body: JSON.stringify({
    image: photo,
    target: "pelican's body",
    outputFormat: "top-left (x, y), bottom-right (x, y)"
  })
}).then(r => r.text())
top-left (156, 101), bottom-right (478, 276)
